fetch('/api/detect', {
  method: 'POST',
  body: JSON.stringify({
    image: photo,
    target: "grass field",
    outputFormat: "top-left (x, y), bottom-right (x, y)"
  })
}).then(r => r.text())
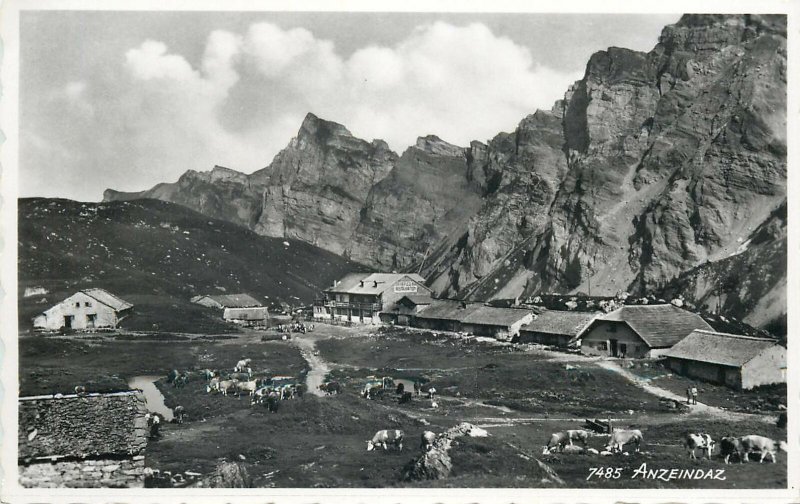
top-left (18, 325), bottom-right (788, 488)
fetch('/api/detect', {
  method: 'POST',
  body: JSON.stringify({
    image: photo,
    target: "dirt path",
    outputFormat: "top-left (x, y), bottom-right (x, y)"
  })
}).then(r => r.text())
top-left (596, 360), bottom-right (775, 424)
top-left (290, 335), bottom-right (330, 397)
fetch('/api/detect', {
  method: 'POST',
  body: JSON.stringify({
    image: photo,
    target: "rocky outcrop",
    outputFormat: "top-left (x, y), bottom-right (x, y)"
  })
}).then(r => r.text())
top-left (105, 15), bottom-right (786, 333)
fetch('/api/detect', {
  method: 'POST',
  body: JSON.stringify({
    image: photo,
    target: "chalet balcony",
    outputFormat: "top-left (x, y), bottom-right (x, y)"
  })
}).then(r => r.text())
top-left (318, 300), bottom-right (383, 312)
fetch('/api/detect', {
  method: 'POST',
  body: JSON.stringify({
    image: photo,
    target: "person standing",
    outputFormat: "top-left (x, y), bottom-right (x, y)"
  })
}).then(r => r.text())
top-left (691, 385), bottom-right (698, 405)
top-left (686, 386), bottom-right (692, 405)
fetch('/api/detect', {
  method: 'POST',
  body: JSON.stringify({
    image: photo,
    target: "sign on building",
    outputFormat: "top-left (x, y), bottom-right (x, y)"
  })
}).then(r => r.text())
top-left (394, 280), bottom-right (418, 293)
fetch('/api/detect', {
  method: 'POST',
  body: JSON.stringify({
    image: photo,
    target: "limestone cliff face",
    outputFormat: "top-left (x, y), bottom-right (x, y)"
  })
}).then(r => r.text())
top-left (105, 15), bottom-right (786, 333)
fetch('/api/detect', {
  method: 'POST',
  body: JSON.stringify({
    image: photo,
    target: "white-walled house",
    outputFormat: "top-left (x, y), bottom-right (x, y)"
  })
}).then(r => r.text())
top-left (33, 289), bottom-right (133, 331)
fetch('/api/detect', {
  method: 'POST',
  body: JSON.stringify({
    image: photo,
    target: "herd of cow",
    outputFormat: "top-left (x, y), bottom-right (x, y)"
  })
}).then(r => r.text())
top-left (542, 428), bottom-right (787, 464)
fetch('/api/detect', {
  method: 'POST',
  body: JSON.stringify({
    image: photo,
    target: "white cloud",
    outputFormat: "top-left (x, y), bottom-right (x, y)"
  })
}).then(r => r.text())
top-left (32, 21), bottom-right (581, 199)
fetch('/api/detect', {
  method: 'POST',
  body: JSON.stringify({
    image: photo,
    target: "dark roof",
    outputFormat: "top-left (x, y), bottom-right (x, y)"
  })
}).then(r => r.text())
top-left (460, 306), bottom-right (533, 327)
top-left (19, 391), bottom-right (148, 462)
top-left (398, 294), bottom-right (433, 306)
top-left (326, 273), bottom-right (428, 295)
top-left (414, 299), bottom-right (482, 321)
top-left (521, 310), bottom-right (599, 339)
top-left (663, 330), bottom-right (784, 368)
top-left (598, 304), bottom-right (713, 348)
top-left (81, 288), bottom-right (133, 311)
top-left (223, 306), bottom-right (269, 320)
top-left (205, 293), bottom-right (262, 308)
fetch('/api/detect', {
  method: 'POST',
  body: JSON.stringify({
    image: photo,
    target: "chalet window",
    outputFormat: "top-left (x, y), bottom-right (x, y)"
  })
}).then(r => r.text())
top-left (75, 302), bottom-right (80, 308)
top-left (85, 301), bottom-right (92, 307)
top-left (598, 342), bottom-right (608, 351)
top-left (86, 314), bottom-right (97, 327)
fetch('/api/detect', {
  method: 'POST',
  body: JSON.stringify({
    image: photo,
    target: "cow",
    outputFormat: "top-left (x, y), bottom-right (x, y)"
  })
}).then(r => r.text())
top-left (280, 384), bottom-right (296, 400)
top-left (173, 405), bottom-right (185, 424)
top-left (421, 431), bottom-right (437, 451)
top-left (720, 436), bottom-right (745, 464)
top-left (363, 384), bottom-right (384, 400)
top-left (396, 382), bottom-right (405, 395)
top-left (740, 435), bottom-right (787, 463)
top-left (234, 359), bottom-right (251, 373)
top-left (413, 381), bottom-right (421, 396)
top-left (236, 380), bottom-right (259, 398)
top-left (367, 429), bottom-right (404, 451)
top-left (399, 391), bottom-right (413, 404)
top-left (230, 372), bottom-right (251, 382)
top-left (684, 433), bottom-right (715, 459)
top-left (207, 379), bottom-right (237, 396)
top-left (266, 390), bottom-right (280, 413)
top-left (167, 369), bottom-right (179, 383)
top-left (544, 430), bottom-right (590, 454)
top-left (605, 429), bottom-right (643, 453)
top-left (145, 413), bottom-right (161, 439)
top-left (173, 373), bottom-right (189, 389)
top-left (74, 385), bottom-right (87, 395)
top-left (319, 381), bottom-right (341, 395)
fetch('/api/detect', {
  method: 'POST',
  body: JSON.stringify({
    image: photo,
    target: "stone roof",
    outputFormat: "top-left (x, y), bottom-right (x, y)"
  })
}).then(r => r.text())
top-left (414, 299), bottom-right (482, 321)
top-left (18, 391), bottom-right (148, 462)
top-left (663, 330), bottom-right (784, 368)
top-left (521, 310), bottom-right (600, 338)
top-left (203, 293), bottom-right (262, 308)
top-left (597, 304), bottom-right (713, 348)
top-left (460, 306), bottom-right (533, 327)
top-left (326, 273), bottom-right (428, 295)
top-left (81, 288), bottom-right (133, 311)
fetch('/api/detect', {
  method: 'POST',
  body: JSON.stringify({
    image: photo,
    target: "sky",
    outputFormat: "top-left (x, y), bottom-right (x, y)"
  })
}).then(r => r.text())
top-left (20, 11), bottom-right (681, 201)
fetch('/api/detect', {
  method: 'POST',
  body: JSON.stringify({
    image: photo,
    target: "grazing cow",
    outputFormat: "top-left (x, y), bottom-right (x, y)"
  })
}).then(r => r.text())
top-left (266, 391), bottom-right (280, 413)
top-left (720, 436), bottom-right (745, 464)
top-left (740, 435), bottom-right (787, 463)
top-left (234, 359), bottom-right (251, 373)
top-left (173, 405), bottom-right (185, 424)
top-left (545, 430), bottom-right (589, 454)
top-left (74, 385), bottom-right (87, 395)
top-left (399, 391), bottom-right (413, 404)
top-left (236, 380), bottom-right (259, 398)
top-left (207, 379), bottom-right (237, 396)
top-left (396, 382), bottom-right (405, 395)
top-left (167, 369), bottom-right (179, 383)
top-left (173, 373), bottom-right (188, 389)
top-left (606, 429), bottom-right (643, 453)
top-left (367, 429), bottom-right (404, 451)
top-left (685, 433), bottom-right (715, 459)
top-left (363, 384), bottom-right (384, 400)
top-left (420, 431), bottom-right (437, 451)
top-left (319, 381), bottom-right (341, 395)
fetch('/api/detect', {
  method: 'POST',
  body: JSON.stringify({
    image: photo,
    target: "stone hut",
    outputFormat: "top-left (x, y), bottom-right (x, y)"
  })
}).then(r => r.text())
top-left (518, 310), bottom-right (600, 347)
top-left (33, 288), bottom-right (133, 331)
top-left (18, 391), bottom-right (149, 488)
top-left (663, 330), bottom-right (786, 390)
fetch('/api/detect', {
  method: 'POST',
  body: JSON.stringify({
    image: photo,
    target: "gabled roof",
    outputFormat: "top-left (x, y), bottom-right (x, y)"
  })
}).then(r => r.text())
top-left (326, 273), bottom-right (428, 295)
top-left (663, 330), bottom-right (784, 368)
top-left (80, 288), bottom-right (133, 311)
top-left (203, 293), bottom-right (262, 308)
top-left (398, 294), bottom-right (433, 306)
top-left (460, 306), bottom-right (533, 327)
top-left (223, 306), bottom-right (269, 320)
top-left (521, 310), bottom-right (600, 338)
top-left (18, 391), bottom-right (148, 462)
top-left (414, 299), bottom-right (482, 321)
top-left (597, 304), bottom-right (713, 348)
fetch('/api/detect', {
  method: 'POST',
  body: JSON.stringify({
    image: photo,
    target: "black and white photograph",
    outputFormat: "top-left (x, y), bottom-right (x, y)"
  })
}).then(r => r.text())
top-left (1, 1), bottom-right (797, 501)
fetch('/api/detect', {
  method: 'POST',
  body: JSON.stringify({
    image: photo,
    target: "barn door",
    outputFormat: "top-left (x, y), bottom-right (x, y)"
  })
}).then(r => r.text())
top-left (609, 339), bottom-right (618, 357)
top-left (63, 315), bottom-right (73, 329)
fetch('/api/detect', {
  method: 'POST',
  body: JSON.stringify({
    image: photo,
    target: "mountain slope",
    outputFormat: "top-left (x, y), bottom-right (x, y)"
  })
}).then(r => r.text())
top-left (104, 14), bottom-right (786, 335)
top-left (18, 198), bottom-right (365, 332)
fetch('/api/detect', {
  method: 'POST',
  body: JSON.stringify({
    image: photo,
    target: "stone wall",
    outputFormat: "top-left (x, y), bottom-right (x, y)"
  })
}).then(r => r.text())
top-left (19, 455), bottom-right (145, 488)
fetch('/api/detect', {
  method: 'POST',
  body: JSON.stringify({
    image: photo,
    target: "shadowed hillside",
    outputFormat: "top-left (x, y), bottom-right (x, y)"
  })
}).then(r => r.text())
top-left (18, 198), bottom-right (367, 332)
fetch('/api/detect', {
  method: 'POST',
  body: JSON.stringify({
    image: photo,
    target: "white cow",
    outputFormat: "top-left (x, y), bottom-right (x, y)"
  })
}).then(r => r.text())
top-left (740, 435), bottom-right (787, 463)
top-left (367, 429), bottom-right (404, 451)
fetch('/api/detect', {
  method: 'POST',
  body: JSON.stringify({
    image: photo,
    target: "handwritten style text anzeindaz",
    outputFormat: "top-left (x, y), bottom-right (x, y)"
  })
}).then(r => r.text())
top-left (587, 464), bottom-right (726, 482)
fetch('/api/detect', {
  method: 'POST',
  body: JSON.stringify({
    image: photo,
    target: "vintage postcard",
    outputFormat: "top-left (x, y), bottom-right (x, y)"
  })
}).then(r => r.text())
top-left (1, 0), bottom-right (797, 503)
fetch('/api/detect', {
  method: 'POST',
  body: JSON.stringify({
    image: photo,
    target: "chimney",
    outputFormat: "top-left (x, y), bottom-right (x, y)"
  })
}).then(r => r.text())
top-left (460, 301), bottom-right (467, 309)
top-left (360, 281), bottom-right (364, 287)
top-left (374, 281), bottom-right (378, 288)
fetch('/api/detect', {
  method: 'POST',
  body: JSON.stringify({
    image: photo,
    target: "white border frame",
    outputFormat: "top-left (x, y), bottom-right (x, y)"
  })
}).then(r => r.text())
top-left (1, 1), bottom-right (798, 502)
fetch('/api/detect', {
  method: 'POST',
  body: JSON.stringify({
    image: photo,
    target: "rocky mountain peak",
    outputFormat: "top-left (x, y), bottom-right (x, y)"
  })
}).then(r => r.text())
top-left (413, 135), bottom-right (465, 158)
top-left (297, 112), bottom-right (353, 145)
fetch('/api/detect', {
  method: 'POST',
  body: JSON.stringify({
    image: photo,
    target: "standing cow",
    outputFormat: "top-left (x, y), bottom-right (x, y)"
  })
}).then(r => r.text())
top-left (685, 433), bottom-right (715, 459)
top-left (367, 429), bottom-right (404, 451)
top-left (720, 436), bottom-right (745, 464)
top-left (605, 429), bottom-right (643, 453)
top-left (740, 435), bottom-right (787, 463)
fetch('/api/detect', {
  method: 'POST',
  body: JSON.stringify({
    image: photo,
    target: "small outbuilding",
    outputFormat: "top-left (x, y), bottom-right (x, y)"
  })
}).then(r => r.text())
top-left (393, 295), bottom-right (433, 326)
top-left (33, 288), bottom-right (133, 331)
top-left (412, 299), bottom-right (481, 332)
top-left (662, 330), bottom-right (786, 390)
top-left (518, 310), bottom-right (599, 347)
top-left (18, 391), bottom-right (149, 488)
top-left (459, 306), bottom-right (534, 341)
top-left (223, 306), bottom-right (270, 326)
top-left (579, 304), bottom-right (712, 358)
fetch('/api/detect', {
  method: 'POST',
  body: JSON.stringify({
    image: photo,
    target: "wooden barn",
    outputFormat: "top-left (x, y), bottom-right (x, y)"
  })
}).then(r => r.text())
top-left (223, 306), bottom-right (270, 326)
top-left (580, 304), bottom-right (712, 358)
top-left (459, 306), bottom-right (534, 341)
top-left (412, 299), bottom-right (481, 332)
top-left (191, 293), bottom-right (262, 309)
top-left (392, 295), bottom-right (433, 326)
top-left (33, 288), bottom-right (133, 331)
top-left (663, 330), bottom-right (786, 390)
top-left (18, 391), bottom-right (149, 488)
top-left (518, 310), bottom-right (599, 347)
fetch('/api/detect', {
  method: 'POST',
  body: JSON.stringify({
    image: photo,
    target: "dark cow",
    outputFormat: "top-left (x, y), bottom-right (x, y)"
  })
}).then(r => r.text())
top-left (720, 436), bottom-right (744, 464)
top-left (319, 381), bottom-right (342, 395)
top-left (396, 382), bottom-right (405, 395)
top-left (367, 429), bottom-right (404, 451)
top-left (684, 433), bottom-right (715, 459)
top-left (399, 391), bottom-right (413, 404)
